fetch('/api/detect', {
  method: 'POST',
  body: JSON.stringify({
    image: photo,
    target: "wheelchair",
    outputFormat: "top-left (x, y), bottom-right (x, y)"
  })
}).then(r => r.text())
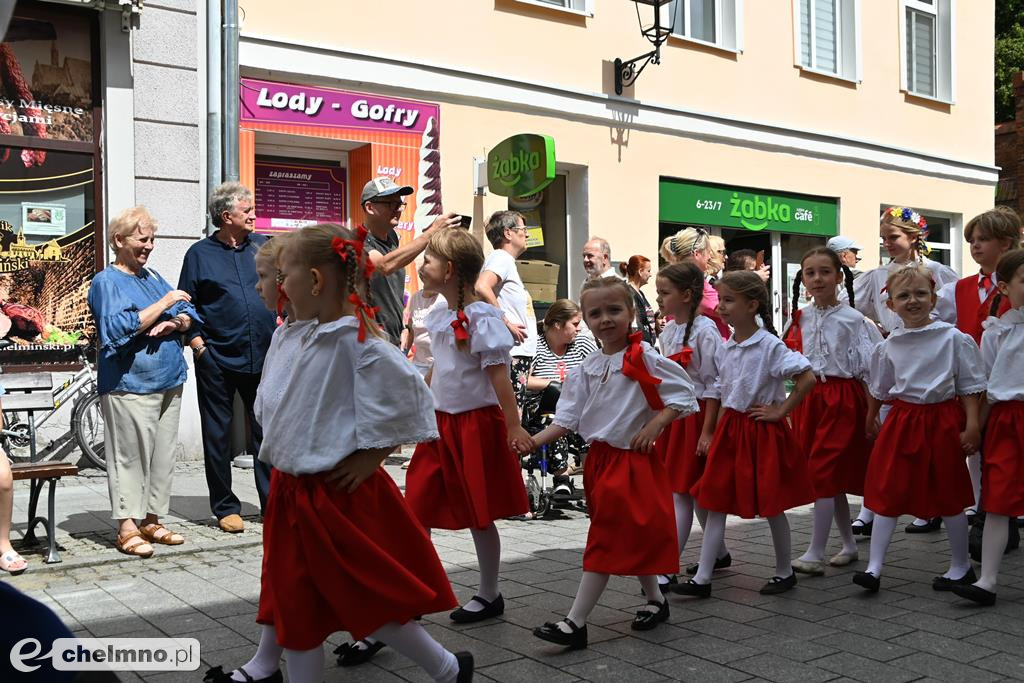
top-left (519, 381), bottom-right (587, 519)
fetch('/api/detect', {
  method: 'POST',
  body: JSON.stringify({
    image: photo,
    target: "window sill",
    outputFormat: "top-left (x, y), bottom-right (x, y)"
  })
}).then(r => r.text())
top-left (796, 65), bottom-right (860, 85)
top-left (668, 33), bottom-right (741, 55)
top-left (514, 0), bottom-right (592, 18)
top-left (902, 89), bottom-right (954, 106)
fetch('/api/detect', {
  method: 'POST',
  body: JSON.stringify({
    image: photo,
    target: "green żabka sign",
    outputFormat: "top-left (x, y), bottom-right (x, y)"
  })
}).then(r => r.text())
top-left (488, 134), bottom-right (556, 197)
top-left (659, 179), bottom-right (838, 237)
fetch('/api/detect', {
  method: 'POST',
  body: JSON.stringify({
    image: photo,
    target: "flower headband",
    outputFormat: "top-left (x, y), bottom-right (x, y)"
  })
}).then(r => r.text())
top-left (887, 206), bottom-right (929, 237)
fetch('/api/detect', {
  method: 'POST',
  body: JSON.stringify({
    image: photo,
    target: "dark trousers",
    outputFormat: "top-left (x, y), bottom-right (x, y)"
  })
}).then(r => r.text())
top-left (195, 354), bottom-right (271, 518)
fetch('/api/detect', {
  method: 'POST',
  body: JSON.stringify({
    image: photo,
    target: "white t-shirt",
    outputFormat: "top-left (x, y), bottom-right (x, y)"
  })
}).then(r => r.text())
top-left (481, 248), bottom-right (537, 358)
top-left (658, 315), bottom-right (723, 401)
top-left (407, 290), bottom-right (447, 366)
top-left (254, 318), bottom-right (316, 427)
top-left (426, 301), bottom-right (515, 414)
top-left (852, 257), bottom-right (958, 333)
top-left (795, 304), bottom-right (883, 381)
top-left (715, 329), bottom-right (812, 412)
top-left (554, 341), bottom-right (698, 450)
top-left (980, 308), bottom-right (1024, 403)
top-left (256, 317), bottom-right (439, 475)
top-left (868, 321), bottom-right (987, 404)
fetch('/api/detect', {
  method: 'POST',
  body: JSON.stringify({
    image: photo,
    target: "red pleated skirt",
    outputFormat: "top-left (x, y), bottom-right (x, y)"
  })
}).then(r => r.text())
top-left (658, 400), bottom-right (707, 494)
top-left (790, 377), bottom-right (871, 498)
top-left (583, 442), bottom-right (678, 575)
top-left (406, 405), bottom-right (529, 530)
top-left (257, 468), bottom-right (457, 650)
top-left (982, 401), bottom-right (1024, 517)
top-left (691, 409), bottom-right (814, 519)
top-left (864, 399), bottom-right (974, 518)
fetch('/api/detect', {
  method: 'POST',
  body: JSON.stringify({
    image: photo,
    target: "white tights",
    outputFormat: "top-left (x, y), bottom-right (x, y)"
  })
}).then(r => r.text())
top-left (560, 571), bottom-right (664, 631)
top-left (693, 512), bottom-right (791, 584)
top-left (673, 493), bottom-right (729, 566)
top-left (798, 495), bottom-right (857, 563)
top-left (865, 513), bottom-right (970, 579)
top-left (460, 523), bottom-right (502, 611)
top-left (975, 513), bottom-right (1010, 593)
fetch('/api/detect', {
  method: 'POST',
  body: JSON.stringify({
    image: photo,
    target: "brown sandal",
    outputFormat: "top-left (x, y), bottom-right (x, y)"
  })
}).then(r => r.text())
top-left (116, 530), bottom-right (154, 558)
top-left (140, 523), bottom-right (185, 546)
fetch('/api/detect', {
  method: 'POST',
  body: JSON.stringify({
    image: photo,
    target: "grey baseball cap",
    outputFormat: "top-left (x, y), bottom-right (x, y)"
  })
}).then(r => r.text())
top-left (826, 236), bottom-right (862, 252)
top-left (360, 177), bottom-right (414, 204)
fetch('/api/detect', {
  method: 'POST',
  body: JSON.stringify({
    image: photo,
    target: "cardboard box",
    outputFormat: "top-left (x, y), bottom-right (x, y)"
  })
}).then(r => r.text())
top-left (516, 259), bottom-right (560, 285)
top-left (525, 282), bottom-right (557, 304)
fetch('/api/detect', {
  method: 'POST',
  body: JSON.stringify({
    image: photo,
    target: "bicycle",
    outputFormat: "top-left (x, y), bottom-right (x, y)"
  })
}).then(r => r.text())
top-left (1, 350), bottom-right (105, 470)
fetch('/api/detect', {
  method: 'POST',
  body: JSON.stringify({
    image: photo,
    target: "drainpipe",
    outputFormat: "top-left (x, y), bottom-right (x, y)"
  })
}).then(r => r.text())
top-left (206, 0), bottom-right (222, 234)
top-left (223, 0), bottom-right (240, 182)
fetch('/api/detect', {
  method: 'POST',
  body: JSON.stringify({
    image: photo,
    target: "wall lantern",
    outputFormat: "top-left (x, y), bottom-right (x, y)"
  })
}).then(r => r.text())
top-left (614, 0), bottom-right (674, 95)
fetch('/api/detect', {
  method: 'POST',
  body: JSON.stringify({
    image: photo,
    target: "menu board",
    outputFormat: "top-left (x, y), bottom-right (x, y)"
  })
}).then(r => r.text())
top-left (254, 161), bottom-right (346, 233)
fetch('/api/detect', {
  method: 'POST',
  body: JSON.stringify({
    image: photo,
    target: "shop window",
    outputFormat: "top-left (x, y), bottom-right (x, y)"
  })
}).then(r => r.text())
top-left (518, 0), bottom-right (594, 16)
top-left (670, 0), bottom-right (743, 52)
top-left (795, 0), bottom-right (860, 81)
top-left (900, 0), bottom-right (954, 102)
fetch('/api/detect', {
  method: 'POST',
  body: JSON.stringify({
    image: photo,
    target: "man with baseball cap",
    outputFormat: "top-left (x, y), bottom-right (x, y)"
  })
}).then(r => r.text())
top-left (826, 235), bottom-right (864, 279)
top-left (361, 177), bottom-right (460, 344)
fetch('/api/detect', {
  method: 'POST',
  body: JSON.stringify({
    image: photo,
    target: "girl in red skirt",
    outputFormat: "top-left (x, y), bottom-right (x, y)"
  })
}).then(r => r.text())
top-left (682, 271), bottom-right (816, 598)
top-left (205, 224), bottom-right (473, 683)
top-left (654, 262), bottom-right (731, 590)
top-left (406, 228), bottom-right (532, 624)
top-left (527, 276), bottom-right (697, 649)
top-left (952, 249), bottom-right (1024, 606)
top-left (784, 247), bottom-right (882, 575)
top-left (853, 264), bottom-right (986, 594)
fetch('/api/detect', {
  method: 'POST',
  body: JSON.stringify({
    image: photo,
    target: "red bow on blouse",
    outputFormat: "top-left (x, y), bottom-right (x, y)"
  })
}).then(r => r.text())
top-left (667, 347), bottom-right (693, 369)
top-left (621, 331), bottom-right (664, 410)
top-left (348, 293), bottom-right (380, 342)
top-left (450, 309), bottom-right (471, 342)
top-left (783, 308), bottom-right (803, 352)
top-left (275, 284), bottom-right (289, 318)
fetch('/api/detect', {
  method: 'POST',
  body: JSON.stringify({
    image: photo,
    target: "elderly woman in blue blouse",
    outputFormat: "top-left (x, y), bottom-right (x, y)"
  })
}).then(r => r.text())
top-left (88, 206), bottom-right (201, 558)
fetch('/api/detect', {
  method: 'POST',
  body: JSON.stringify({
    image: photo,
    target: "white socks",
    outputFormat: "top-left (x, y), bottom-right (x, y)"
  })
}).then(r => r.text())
top-left (766, 514), bottom-right (793, 578)
top-left (966, 453), bottom-right (982, 509)
top-left (565, 571), bottom-right (610, 629)
top-left (976, 513), bottom-right (1009, 592)
top-left (941, 513), bottom-right (971, 579)
top-left (865, 514), bottom-right (899, 577)
top-left (370, 621), bottom-right (459, 682)
top-left (673, 493), bottom-right (695, 559)
top-left (692, 511), bottom-right (727, 584)
top-left (232, 625), bottom-right (282, 681)
top-left (462, 524), bottom-right (501, 612)
top-left (283, 646), bottom-right (324, 683)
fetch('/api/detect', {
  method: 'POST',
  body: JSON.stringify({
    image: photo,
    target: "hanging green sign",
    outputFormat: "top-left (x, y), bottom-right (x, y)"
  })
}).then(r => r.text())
top-left (659, 178), bottom-right (839, 237)
top-left (488, 134), bottom-right (556, 197)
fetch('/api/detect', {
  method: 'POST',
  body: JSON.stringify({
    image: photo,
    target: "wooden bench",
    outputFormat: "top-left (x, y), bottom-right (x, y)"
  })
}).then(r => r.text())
top-left (2, 372), bottom-right (77, 563)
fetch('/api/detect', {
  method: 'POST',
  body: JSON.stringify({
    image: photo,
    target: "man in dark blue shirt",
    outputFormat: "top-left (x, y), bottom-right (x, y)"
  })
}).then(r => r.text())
top-left (178, 181), bottom-right (276, 532)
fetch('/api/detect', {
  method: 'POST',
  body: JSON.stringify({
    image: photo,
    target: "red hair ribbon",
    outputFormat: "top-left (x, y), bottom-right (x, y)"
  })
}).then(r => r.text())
top-left (668, 347), bottom-right (693, 369)
top-left (356, 225), bottom-right (369, 241)
top-left (450, 309), bottom-right (470, 342)
top-left (348, 293), bottom-right (380, 342)
top-left (621, 331), bottom-right (664, 410)
top-left (276, 284), bottom-right (289, 318)
top-left (783, 308), bottom-right (803, 352)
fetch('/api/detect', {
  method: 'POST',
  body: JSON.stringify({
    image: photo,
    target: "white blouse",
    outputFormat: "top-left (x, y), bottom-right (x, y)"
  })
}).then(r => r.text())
top-left (981, 308), bottom-right (1024, 403)
top-left (254, 318), bottom-right (316, 426)
top-left (852, 257), bottom-right (958, 333)
top-left (715, 329), bottom-right (812, 412)
top-left (554, 342), bottom-right (698, 450)
top-left (658, 315), bottom-right (723, 401)
top-left (426, 301), bottom-right (514, 414)
top-left (796, 304), bottom-right (882, 381)
top-left (257, 317), bottom-right (438, 475)
top-left (868, 321), bottom-right (987, 404)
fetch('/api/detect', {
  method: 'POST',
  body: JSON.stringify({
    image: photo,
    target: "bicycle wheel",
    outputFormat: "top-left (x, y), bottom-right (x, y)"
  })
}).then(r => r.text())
top-left (72, 390), bottom-right (106, 470)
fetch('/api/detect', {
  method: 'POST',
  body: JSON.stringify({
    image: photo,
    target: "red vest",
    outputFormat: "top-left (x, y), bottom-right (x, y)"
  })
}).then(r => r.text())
top-left (954, 274), bottom-right (1010, 344)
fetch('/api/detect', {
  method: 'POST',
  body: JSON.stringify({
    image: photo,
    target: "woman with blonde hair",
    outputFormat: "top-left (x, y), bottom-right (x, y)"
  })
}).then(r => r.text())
top-left (660, 227), bottom-right (728, 338)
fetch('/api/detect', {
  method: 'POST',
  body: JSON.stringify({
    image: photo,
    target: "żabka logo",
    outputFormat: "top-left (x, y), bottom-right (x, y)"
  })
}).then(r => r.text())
top-left (729, 192), bottom-right (793, 231)
top-left (491, 150), bottom-right (541, 189)
top-left (11, 637), bottom-right (201, 672)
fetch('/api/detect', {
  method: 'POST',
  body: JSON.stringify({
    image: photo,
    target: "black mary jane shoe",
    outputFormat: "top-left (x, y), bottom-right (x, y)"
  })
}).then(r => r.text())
top-left (455, 651), bottom-right (475, 682)
top-left (852, 571), bottom-right (881, 593)
top-left (905, 517), bottom-right (942, 534)
top-left (203, 666), bottom-right (283, 683)
top-left (631, 600), bottom-right (670, 631)
top-left (334, 639), bottom-right (386, 666)
top-left (533, 619), bottom-right (588, 650)
top-left (851, 519), bottom-right (873, 537)
top-left (951, 583), bottom-right (997, 606)
top-left (759, 573), bottom-right (797, 595)
top-left (932, 567), bottom-right (977, 592)
top-left (684, 553), bottom-right (732, 576)
top-left (450, 594), bottom-right (504, 623)
top-left (671, 578), bottom-right (712, 598)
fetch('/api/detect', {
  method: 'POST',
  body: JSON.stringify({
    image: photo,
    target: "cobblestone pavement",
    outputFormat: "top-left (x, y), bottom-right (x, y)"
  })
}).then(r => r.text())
top-left (6, 459), bottom-right (1024, 682)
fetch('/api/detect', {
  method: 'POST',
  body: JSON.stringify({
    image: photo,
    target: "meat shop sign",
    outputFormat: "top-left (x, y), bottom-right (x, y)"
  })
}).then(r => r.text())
top-left (0, 99), bottom-right (86, 126)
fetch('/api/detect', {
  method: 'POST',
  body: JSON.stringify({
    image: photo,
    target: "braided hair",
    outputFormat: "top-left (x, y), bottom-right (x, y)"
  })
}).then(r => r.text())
top-left (717, 270), bottom-right (777, 337)
top-left (656, 262), bottom-right (705, 348)
top-left (788, 247), bottom-right (855, 331)
top-left (426, 228), bottom-right (485, 351)
top-left (989, 248), bottom-right (1024, 316)
top-left (881, 207), bottom-right (929, 262)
